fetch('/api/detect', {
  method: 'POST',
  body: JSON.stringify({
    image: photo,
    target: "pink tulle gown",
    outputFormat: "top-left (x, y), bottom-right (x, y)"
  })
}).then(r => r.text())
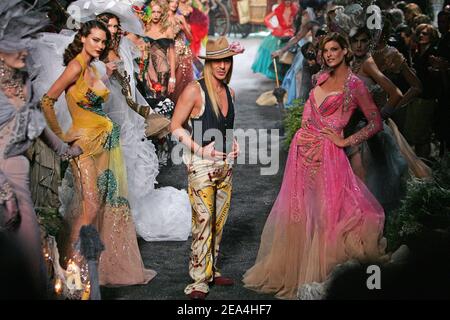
top-left (243, 71), bottom-right (388, 299)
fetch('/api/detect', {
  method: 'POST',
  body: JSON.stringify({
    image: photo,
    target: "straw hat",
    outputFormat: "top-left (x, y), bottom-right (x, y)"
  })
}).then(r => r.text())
top-left (198, 36), bottom-right (245, 60)
top-left (256, 90), bottom-right (287, 107)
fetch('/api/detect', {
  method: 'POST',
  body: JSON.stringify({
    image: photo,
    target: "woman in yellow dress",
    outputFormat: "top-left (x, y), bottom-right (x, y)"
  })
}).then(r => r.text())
top-left (40, 20), bottom-right (155, 286)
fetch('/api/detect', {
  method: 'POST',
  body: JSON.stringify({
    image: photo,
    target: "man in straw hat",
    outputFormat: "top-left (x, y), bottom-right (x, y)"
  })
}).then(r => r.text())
top-left (171, 36), bottom-right (244, 300)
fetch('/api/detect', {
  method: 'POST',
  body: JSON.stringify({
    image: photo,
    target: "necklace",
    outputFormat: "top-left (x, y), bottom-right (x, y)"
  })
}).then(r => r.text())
top-left (0, 58), bottom-right (26, 102)
top-left (351, 54), bottom-right (368, 74)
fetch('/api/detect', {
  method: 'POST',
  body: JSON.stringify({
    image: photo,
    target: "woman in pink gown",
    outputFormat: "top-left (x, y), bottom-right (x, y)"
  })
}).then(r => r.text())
top-left (243, 33), bottom-right (388, 299)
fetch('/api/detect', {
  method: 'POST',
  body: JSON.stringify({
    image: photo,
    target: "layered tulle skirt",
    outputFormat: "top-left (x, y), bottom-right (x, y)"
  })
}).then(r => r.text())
top-left (347, 119), bottom-right (431, 209)
top-left (252, 35), bottom-right (286, 80)
top-left (104, 80), bottom-right (192, 242)
top-left (243, 129), bottom-right (387, 299)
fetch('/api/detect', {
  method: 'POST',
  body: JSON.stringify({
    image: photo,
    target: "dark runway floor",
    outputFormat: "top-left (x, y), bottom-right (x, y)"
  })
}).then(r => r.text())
top-left (102, 36), bottom-right (287, 300)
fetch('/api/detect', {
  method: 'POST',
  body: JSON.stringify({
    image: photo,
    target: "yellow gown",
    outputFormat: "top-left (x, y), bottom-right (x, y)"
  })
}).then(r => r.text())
top-left (62, 53), bottom-right (155, 286)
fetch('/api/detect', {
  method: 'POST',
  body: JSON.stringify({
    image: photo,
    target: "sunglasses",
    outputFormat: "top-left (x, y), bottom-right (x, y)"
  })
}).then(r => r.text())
top-left (419, 31), bottom-right (430, 36)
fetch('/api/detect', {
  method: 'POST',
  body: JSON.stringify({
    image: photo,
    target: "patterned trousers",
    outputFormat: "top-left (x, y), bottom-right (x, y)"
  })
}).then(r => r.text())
top-left (184, 156), bottom-right (233, 295)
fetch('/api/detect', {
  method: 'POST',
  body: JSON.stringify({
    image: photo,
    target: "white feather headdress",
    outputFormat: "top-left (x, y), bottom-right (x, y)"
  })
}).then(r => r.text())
top-left (67, 0), bottom-right (145, 36)
top-left (0, 0), bottom-right (48, 53)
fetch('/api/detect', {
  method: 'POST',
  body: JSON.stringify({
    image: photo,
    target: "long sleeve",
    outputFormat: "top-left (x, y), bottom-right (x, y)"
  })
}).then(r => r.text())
top-left (40, 94), bottom-right (64, 139)
top-left (39, 127), bottom-right (83, 159)
top-left (38, 127), bottom-right (69, 157)
top-left (345, 80), bottom-right (383, 147)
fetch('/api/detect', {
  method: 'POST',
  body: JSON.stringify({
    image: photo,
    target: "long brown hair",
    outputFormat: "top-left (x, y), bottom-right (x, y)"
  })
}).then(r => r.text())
top-left (96, 13), bottom-right (121, 56)
top-left (320, 32), bottom-right (353, 65)
top-left (63, 20), bottom-right (111, 66)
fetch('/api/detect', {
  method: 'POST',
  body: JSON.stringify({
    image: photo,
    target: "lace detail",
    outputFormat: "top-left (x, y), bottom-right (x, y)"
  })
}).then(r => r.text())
top-left (297, 282), bottom-right (327, 300)
top-left (347, 110), bottom-right (379, 146)
top-left (0, 119), bottom-right (14, 156)
top-left (76, 89), bottom-right (106, 116)
top-left (174, 31), bottom-right (192, 58)
top-left (147, 37), bottom-right (174, 97)
top-left (0, 181), bottom-right (14, 203)
top-left (345, 78), bottom-right (383, 146)
top-left (296, 259), bottom-right (365, 300)
top-left (4, 106), bottom-right (46, 157)
top-left (97, 169), bottom-right (131, 211)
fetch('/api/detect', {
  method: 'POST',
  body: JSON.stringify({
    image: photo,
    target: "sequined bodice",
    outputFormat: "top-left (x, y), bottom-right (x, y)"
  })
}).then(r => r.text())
top-left (174, 30), bottom-right (191, 57)
top-left (296, 71), bottom-right (382, 165)
top-left (302, 89), bottom-right (351, 135)
top-left (65, 54), bottom-right (110, 127)
top-left (63, 54), bottom-right (122, 154)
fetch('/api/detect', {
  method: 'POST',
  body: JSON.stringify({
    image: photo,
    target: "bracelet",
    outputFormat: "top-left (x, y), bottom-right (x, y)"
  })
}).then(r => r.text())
top-left (169, 77), bottom-right (176, 84)
top-left (0, 182), bottom-right (14, 204)
top-left (60, 148), bottom-right (72, 161)
top-left (40, 94), bottom-right (57, 109)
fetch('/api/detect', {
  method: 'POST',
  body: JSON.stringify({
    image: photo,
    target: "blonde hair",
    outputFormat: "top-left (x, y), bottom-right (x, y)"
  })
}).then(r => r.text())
top-left (203, 58), bottom-right (233, 118)
top-left (147, 1), bottom-right (171, 34)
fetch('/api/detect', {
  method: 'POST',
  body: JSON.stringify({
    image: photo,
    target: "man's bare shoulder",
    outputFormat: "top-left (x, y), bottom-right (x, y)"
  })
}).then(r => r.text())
top-left (229, 87), bottom-right (235, 98)
top-left (362, 56), bottom-right (383, 77)
top-left (184, 80), bottom-right (201, 97)
top-left (362, 55), bottom-right (377, 70)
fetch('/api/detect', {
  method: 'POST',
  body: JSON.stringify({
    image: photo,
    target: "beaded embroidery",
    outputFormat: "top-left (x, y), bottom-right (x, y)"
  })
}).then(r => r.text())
top-left (97, 169), bottom-right (131, 219)
top-left (77, 89), bottom-right (121, 150)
